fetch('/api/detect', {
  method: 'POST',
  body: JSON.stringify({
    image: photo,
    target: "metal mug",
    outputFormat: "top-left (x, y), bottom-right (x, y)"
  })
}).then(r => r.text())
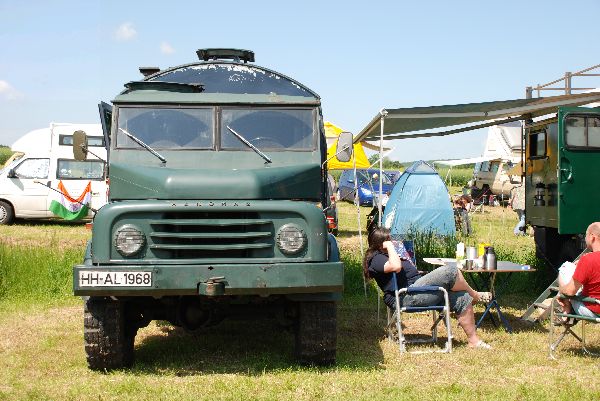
top-left (466, 246), bottom-right (477, 260)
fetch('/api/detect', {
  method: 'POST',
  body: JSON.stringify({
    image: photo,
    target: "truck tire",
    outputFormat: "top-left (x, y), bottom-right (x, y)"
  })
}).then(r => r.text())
top-left (294, 301), bottom-right (336, 366)
top-left (84, 297), bottom-right (136, 370)
top-left (0, 200), bottom-right (14, 225)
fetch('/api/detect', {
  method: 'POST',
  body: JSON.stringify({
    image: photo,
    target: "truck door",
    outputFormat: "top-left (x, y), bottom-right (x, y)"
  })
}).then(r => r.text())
top-left (5, 158), bottom-right (51, 217)
top-left (558, 108), bottom-right (600, 234)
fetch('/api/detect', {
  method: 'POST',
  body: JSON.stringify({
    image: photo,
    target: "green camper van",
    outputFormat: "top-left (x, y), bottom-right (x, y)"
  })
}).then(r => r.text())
top-left (525, 106), bottom-right (600, 268)
top-left (72, 49), bottom-right (351, 369)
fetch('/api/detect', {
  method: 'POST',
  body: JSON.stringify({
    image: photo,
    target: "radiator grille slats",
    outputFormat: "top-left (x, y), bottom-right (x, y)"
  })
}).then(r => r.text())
top-left (148, 212), bottom-right (274, 259)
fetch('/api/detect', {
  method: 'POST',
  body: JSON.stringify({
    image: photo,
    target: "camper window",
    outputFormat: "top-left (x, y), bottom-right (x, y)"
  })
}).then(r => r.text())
top-left (13, 158), bottom-right (49, 179)
top-left (59, 135), bottom-right (105, 147)
top-left (529, 129), bottom-right (546, 159)
top-left (565, 116), bottom-right (600, 149)
top-left (57, 159), bottom-right (105, 180)
top-left (480, 161), bottom-right (491, 172)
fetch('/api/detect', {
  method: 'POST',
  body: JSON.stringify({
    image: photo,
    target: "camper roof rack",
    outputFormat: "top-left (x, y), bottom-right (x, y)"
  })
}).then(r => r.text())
top-left (196, 48), bottom-right (255, 63)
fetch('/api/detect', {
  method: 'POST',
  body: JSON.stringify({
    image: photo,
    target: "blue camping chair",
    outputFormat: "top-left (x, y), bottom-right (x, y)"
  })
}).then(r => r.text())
top-left (385, 240), bottom-right (453, 353)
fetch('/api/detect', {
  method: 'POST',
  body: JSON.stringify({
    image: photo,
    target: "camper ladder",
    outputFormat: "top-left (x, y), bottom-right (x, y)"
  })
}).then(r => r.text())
top-left (520, 278), bottom-right (558, 323)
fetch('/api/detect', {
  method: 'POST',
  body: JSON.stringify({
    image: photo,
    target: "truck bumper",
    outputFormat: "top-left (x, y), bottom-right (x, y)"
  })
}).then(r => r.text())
top-left (73, 262), bottom-right (344, 297)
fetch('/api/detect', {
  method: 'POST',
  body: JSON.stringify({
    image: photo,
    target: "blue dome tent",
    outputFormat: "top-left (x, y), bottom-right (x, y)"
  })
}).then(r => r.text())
top-left (382, 160), bottom-right (455, 237)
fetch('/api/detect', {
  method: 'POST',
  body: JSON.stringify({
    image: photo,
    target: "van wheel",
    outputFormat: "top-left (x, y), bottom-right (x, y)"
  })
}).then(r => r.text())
top-left (0, 201), bottom-right (14, 225)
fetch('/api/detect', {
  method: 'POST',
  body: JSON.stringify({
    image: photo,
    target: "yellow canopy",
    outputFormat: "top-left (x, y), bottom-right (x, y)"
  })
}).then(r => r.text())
top-left (325, 121), bottom-right (370, 170)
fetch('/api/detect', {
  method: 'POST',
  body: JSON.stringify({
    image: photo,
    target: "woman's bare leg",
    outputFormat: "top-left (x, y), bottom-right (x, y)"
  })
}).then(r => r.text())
top-left (456, 304), bottom-right (481, 346)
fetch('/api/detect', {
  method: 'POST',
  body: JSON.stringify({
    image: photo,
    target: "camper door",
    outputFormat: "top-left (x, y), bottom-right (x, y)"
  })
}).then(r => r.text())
top-left (4, 157), bottom-right (52, 217)
top-left (558, 109), bottom-right (600, 234)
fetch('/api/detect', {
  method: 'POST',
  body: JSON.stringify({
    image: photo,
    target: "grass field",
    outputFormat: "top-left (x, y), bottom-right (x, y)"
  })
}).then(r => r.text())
top-left (1, 202), bottom-right (599, 400)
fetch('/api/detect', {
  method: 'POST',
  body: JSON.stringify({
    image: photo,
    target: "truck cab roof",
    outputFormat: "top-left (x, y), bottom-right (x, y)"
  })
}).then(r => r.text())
top-left (114, 57), bottom-right (320, 106)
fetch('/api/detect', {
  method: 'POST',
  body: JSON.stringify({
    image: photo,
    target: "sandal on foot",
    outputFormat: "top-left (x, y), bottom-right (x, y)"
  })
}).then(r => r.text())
top-left (476, 292), bottom-right (492, 304)
top-left (469, 340), bottom-right (492, 350)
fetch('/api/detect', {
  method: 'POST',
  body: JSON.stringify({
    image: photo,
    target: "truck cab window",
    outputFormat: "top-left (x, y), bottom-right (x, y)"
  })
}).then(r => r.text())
top-left (565, 115), bottom-right (600, 149)
top-left (116, 107), bottom-right (214, 149)
top-left (221, 108), bottom-right (315, 150)
top-left (529, 130), bottom-right (546, 158)
top-left (14, 158), bottom-right (49, 179)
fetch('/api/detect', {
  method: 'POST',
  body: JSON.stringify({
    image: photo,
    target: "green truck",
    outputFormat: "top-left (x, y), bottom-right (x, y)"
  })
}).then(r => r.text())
top-left (72, 49), bottom-right (352, 369)
top-left (525, 106), bottom-right (600, 268)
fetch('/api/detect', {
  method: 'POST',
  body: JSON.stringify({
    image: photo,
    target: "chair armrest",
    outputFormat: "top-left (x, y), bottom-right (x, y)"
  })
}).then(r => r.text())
top-left (557, 293), bottom-right (600, 305)
top-left (399, 285), bottom-right (446, 295)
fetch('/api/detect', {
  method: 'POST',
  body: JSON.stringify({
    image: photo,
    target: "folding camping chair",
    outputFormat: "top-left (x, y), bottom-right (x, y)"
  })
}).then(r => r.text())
top-left (549, 293), bottom-right (600, 359)
top-left (384, 240), bottom-right (453, 353)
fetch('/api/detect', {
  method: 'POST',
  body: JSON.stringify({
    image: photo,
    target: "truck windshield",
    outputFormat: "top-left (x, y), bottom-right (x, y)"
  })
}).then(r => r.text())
top-left (116, 107), bottom-right (213, 149)
top-left (221, 108), bottom-right (315, 151)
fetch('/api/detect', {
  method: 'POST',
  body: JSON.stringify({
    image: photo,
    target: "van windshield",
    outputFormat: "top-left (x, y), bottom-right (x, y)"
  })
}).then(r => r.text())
top-left (357, 171), bottom-right (392, 185)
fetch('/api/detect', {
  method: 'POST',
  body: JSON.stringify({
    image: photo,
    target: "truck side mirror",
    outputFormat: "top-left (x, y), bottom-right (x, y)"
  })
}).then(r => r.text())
top-left (73, 130), bottom-right (88, 161)
top-left (335, 131), bottom-right (354, 163)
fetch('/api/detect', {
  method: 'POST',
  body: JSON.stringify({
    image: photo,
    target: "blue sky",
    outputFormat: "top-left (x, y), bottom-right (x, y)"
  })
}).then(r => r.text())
top-left (1, 0), bottom-right (599, 161)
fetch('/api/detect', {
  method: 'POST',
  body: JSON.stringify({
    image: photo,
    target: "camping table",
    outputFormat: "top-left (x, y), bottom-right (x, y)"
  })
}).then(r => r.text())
top-left (423, 258), bottom-right (535, 333)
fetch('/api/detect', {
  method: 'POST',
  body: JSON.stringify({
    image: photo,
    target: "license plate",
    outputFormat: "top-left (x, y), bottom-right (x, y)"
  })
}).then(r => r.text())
top-left (79, 271), bottom-right (152, 287)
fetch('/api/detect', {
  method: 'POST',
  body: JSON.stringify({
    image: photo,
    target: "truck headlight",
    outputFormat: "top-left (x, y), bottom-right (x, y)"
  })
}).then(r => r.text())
top-left (114, 225), bottom-right (146, 256)
top-left (276, 224), bottom-right (306, 255)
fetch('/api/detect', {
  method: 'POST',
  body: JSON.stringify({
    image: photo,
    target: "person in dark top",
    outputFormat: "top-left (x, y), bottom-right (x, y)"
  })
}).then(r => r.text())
top-left (363, 227), bottom-right (492, 349)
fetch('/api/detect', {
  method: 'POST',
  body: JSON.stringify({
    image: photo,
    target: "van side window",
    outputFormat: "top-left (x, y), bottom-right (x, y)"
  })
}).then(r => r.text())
top-left (529, 130), bottom-right (546, 158)
top-left (14, 158), bottom-right (49, 179)
top-left (57, 159), bottom-right (105, 180)
top-left (480, 161), bottom-right (491, 172)
top-left (565, 115), bottom-right (600, 149)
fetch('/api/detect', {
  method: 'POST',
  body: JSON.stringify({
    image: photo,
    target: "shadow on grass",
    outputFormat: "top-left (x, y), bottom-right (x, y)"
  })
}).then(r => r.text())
top-left (131, 301), bottom-right (385, 375)
top-left (12, 218), bottom-right (86, 227)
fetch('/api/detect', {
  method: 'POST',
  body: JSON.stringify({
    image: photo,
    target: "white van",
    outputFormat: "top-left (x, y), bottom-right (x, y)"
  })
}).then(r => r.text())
top-left (0, 123), bottom-right (107, 224)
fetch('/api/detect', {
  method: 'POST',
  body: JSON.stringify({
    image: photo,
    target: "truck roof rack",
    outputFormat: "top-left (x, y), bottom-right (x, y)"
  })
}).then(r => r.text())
top-left (139, 67), bottom-right (161, 77)
top-left (196, 48), bottom-right (255, 63)
top-left (124, 81), bottom-right (204, 93)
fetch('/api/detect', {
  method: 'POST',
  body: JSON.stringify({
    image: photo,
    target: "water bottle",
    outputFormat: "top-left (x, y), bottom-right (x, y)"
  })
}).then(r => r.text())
top-left (485, 246), bottom-right (497, 270)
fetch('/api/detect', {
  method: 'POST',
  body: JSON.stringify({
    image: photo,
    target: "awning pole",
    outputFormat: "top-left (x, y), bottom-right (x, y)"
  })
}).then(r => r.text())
top-left (377, 111), bottom-right (386, 227)
top-left (353, 150), bottom-right (367, 298)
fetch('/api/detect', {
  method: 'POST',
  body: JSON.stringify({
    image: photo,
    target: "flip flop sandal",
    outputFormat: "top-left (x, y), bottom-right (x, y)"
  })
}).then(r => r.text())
top-left (476, 292), bottom-right (492, 303)
top-left (469, 340), bottom-right (492, 350)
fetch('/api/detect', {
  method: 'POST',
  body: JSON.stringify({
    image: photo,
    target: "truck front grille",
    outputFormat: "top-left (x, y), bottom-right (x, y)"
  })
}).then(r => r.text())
top-left (148, 211), bottom-right (273, 259)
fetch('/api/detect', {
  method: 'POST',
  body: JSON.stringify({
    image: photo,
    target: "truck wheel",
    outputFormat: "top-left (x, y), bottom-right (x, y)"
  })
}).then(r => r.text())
top-left (84, 297), bottom-right (136, 370)
top-left (0, 201), bottom-right (15, 225)
top-left (294, 301), bottom-right (336, 366)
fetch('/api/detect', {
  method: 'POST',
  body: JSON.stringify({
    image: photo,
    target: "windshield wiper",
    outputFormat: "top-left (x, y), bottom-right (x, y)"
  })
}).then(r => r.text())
top-left (226, 125), bottom-right (272, 164)
top-left (118, 128), bottom-right (167, 164)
